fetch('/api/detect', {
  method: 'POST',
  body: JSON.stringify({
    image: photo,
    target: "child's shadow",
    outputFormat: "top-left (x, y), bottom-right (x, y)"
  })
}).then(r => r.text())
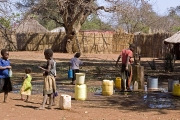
top-left (12, 98), bottom-right (40, 104)
top-left (15, 104), bottom-right (38, 109)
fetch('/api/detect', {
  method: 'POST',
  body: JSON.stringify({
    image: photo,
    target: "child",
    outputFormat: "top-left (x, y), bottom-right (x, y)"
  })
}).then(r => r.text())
top-left (115, 44), bottom-right (135, 91)
top-left (37, 49), bottom-right (56, 110)
top-left (20, 67), bottom-right (32, 102)
top-left (70, 52), bottom-right (83, 85)
top-left (0, 49), bottom-right (12, 103)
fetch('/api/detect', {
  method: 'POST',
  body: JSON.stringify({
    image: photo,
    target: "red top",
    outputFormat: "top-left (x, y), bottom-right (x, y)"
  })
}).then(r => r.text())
top-left (121, 49), bottom-right (133, 64)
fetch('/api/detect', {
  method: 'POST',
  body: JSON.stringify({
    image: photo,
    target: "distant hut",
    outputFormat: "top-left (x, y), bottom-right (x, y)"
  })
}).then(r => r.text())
top-left (164, 31), bottom-right (180, 59)
top-left (50, 27), bottom-right (65, 33)
top-left (15, 17), bottom-right (49, 33)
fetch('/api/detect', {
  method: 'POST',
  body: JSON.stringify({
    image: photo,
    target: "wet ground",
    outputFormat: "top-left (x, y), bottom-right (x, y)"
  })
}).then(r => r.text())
top-left (12, 82), bottom-right (180, 109)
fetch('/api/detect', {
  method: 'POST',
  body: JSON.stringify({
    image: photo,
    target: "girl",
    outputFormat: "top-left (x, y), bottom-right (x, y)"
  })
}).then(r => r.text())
top-left (20, 68), bottom-right (32, 102)
top-left (70, 52), bottom-right (83, 85)
top-left (0, 49), bottom-right (12, 103)
top-left (38, 49), bottom-right (56, 110)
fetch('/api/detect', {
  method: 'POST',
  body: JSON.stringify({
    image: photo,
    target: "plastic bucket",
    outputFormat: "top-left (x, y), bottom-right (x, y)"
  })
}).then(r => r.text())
top-left (147, 77), bottom-right (158, 90)
top-left (168, 79), bottom-right (179, 92)
top-left (115, 77), bottom-right (121, 90)
top-left (173, 84), bottom-right (180, 96)
top-left (75, 84), bottom-right (87, 100)
top-left (102, 80), bottom-right (114, 96)
top-left (68, 69), bottom-right (73, 79)
top-left (75, 73), bottom-right (85, 85)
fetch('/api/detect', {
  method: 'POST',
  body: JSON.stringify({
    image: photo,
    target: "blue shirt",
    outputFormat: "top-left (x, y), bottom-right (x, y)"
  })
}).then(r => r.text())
top-left (0, 58), bottom-right (10, 78)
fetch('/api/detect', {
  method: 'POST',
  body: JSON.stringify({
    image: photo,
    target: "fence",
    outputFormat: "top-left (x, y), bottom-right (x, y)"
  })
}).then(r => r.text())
top-left (16, 32), bottom-right (64, 52)
top-left (0, 30), bottom-right (172, 58)
top-left (16, 31), bottom-right (114, 54)
top-left (133, 33), bottom-right (172, 58)
top-left (75, 31), bottom-right (114, 54)
top-left (112, 32), bottom-right (172, 58)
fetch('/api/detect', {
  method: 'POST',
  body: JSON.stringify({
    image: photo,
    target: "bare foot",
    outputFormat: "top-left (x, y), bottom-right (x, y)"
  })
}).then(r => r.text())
top-left (24, 99), bottom-right (29, 102)
top-left (47, 105), bottom-right (52, 109)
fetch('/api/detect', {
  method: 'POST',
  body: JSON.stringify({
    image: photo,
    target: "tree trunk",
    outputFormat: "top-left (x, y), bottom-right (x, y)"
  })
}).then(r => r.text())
top-left (60, 35), bottom-right (68, 53)
top-left (60, 34), bottom-right (75, 53)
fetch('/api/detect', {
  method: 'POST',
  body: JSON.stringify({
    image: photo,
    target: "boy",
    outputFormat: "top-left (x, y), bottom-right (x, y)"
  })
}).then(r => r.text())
top-left (37, 49), bottom-right (56, 109)
top-left (0, 49), bottom-right (12, 103)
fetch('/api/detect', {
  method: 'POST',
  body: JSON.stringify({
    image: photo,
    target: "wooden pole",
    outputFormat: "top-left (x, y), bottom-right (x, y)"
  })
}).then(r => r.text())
top-left (132, 65), bottom-right (144, 90)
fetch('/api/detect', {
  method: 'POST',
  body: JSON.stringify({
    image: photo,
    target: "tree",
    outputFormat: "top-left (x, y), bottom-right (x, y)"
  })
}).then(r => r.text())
top-left (166, 6), bottom-right (180, 32)
top-left (17, 0), bottom-right (115, 52)
top-left (81, 14), bottom-right (113, 30)
top-left (106, 0), bottom-right (160, 33)
top-left (0, 0), bottom-right (19, 50)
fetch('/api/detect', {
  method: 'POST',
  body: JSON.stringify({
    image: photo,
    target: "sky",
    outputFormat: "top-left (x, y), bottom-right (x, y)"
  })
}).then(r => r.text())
top-left (97, 0), bottom-right (180, 15)
top-left (97, 0), bottom-right (180, 23)
top-left (149, 0), bottom-right (180, 15)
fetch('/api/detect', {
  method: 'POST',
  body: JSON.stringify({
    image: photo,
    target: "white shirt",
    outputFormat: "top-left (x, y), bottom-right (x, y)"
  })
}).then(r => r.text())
top-left (70, 57), bottom-right (83, 70)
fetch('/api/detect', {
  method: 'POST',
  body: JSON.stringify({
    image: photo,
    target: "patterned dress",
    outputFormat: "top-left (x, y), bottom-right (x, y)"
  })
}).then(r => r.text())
top-left (20, 74), bottom-right (32, 95)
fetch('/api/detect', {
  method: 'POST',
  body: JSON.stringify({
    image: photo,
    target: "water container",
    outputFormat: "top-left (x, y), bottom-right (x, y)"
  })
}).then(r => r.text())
top-left (168, 79), bottom-right (179, 92)
top-left (9, 69), bottom-right (12, 77)
top-left (75, 84), bottom-right (87, 100)
top-left (147, 77), bottom-right (158, 90)
top-left (144, 85), bottom-right (147, 92)
top-left (68, 69), bottom-right (73, 79)
top-left (173, 84), bottom-right (180, 96)
top-left (133, 81), bottom-right (138, 91)
top-left (102, 80), bottom-right (114, 96)
top-left (75, 73), bottom-right (85, 85)
top-left (59, 94), bottom-right (71, 110)
top-left (115, 77), bottom-right (121, 90)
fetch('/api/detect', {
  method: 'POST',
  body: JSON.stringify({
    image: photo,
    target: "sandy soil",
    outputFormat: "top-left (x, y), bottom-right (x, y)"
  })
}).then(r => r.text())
top-left (0, 51), bottom-right (179, 120)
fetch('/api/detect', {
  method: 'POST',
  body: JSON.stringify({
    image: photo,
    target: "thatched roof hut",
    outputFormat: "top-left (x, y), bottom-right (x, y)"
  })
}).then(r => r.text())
top-left (164, 31), bottom-right (180, 59)
top-left (164, 31), bottom-right (180, 44)
top-left (15, 18), bottom-right (49, 33)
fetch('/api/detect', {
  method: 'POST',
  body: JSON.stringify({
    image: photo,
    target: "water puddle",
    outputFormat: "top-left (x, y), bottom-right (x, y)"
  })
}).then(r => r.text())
top-left (12, 82), bottom-right (74, 95)
top-left (12, 83), bottom-right (180, 109)
top-left (143, 92), bottom-right (179, 109)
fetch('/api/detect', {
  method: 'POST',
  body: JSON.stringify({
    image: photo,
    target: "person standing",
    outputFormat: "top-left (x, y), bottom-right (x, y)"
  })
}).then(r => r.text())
top-left (37, 49), bottom-right (56, 110)
top-left (20, 67), bottom-right (32, 102)
top-left (70, 52), bottom-right (83, 85)
top-left (115, 44), bottom-right (136, 91)
top-left (0, 49), bottom-right (12, 103)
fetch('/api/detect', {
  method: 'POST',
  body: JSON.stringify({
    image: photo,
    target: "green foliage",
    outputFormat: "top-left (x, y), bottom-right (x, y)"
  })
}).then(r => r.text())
top-left (39, 19), bottom-right (57, 31)
top-left (0, 17), bottom-right (11, 29)
top-left (171, 26), bottom-right (180, 32)
top-left (81, 14), bottom-right (113, 30)
top-left (164, 53), bottom-right (175, 72)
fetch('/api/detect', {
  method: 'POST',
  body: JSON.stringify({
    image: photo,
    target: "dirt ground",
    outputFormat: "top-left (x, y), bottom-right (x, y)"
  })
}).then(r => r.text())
top-left (0, 51), bottom-right (180, 120)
